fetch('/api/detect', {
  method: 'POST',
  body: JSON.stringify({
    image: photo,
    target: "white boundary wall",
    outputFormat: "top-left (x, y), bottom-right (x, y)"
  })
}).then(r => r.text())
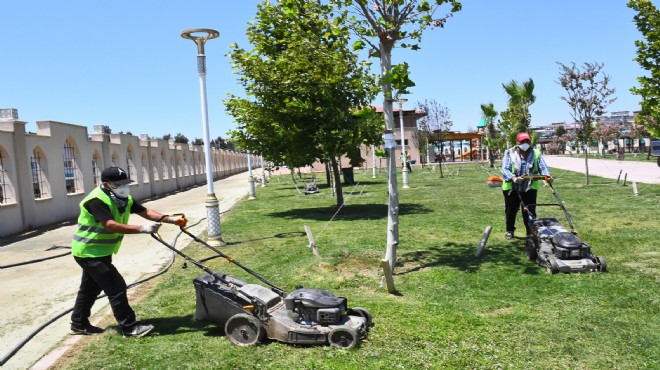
top-left (0, 120), bottom-right (256, 238)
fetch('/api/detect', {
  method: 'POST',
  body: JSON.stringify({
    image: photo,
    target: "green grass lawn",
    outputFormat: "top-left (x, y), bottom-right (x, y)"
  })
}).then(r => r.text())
top-left (56, 164), bottom-right (659, 370)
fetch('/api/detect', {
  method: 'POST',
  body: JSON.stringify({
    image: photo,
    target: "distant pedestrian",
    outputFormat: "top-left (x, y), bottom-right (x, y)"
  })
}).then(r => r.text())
top-left (401, 153), bottom-right (412, 172)
top-left (70, 166), bottom-right (187, 337)
top-left (501, 132), bottom-right (552, 240)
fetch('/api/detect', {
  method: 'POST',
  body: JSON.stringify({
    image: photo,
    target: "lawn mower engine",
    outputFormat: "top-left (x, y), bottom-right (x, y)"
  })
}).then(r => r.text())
top-left (284, 288), bottom-right (347, 325)
top-left (193, 274), bottom-right (372, 349)
top-left (526, 218), bottom-right (607, 274)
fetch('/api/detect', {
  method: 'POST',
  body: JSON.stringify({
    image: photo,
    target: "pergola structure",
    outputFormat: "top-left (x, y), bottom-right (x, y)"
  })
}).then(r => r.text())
top-left (431, 131), bottom-right (485, 162)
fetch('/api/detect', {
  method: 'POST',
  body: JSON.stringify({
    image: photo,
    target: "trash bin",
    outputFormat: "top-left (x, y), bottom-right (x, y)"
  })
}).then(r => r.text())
top-left (341, 167), bottom-right (355, 185)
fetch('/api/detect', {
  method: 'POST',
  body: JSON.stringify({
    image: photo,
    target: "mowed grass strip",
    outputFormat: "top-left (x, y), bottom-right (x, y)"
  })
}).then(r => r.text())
top-left (55, 163), bottom-right (659, 370)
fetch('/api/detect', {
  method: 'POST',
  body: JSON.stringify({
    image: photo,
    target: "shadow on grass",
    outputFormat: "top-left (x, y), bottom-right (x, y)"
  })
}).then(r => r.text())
top-left (268, 203), bottom-right (433, 221)
top-left (395, 241), bottom-right (540, 274)
top-left (221, 231), bottom-right (307, 247)
top-left (115, 314), bottom-right (206, 336)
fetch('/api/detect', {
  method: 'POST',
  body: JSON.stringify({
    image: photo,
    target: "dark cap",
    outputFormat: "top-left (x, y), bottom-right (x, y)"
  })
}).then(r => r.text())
top-left (101, 167), bottom-right (134, 185)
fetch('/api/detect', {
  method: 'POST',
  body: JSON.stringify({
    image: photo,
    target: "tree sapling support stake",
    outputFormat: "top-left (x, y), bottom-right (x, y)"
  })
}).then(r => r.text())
top-left (475, 226), bottom-right (492, 257)
top-left (304, 224), bottom-right (320, 256)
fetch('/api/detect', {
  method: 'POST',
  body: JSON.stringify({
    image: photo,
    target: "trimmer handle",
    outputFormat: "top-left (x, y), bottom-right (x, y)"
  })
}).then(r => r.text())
top-left (520, 175), bottom-right (552, 182)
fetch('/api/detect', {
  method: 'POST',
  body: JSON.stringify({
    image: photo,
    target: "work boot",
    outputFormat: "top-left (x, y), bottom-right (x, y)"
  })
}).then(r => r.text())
top-left (121, 322), bottom-right (154, 338)
top-left (70, 324), bottom-right (105, 336)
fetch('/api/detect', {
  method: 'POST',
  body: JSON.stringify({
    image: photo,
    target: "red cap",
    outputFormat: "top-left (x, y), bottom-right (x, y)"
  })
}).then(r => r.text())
top-left (516, 132), bottom-right (531, 142)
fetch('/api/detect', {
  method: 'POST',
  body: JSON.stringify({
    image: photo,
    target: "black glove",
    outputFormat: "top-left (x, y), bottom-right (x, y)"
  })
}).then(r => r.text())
top-left (512, 176), bottom-right (524, 185)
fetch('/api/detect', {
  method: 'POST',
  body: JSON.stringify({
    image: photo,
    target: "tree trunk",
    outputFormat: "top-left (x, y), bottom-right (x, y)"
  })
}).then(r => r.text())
top-left (380, 43), bottom-right (400, 273)
top-left (330, 157), bottom-right (344, 208)
top-left (289, 164), bottom-right (297, 184)
top-left (488, 148), bottom-right (495, 168)
top-left (584, 146), bottom-right (590, 185)
top-left (325, 161), bottom-right (332, 186)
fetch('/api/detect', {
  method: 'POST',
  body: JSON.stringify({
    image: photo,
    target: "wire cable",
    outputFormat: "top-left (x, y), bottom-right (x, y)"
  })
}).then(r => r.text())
top-left (0, 218), bottom-right (205, 367)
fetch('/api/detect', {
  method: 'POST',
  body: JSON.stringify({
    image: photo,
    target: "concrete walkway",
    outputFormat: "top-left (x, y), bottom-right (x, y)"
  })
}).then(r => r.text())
top-left (543, 155), bottom-right (660, 184)
top-left (0, 171), bottom-right (259, 370)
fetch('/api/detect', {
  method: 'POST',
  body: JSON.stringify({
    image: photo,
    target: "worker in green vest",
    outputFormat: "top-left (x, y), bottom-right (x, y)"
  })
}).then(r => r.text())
top-left (70, 166), bottom-right (187, 338)
top-left (501, 132), bottom-right (552, 240)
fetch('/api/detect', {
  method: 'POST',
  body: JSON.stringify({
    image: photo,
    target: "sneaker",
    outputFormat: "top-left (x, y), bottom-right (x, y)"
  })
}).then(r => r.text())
top-left (70, 324), bottom-right (104, 336)
top-left (504, 231), bottom-right (514, 240)
top-left (122, 323), bottom-right (154, 338)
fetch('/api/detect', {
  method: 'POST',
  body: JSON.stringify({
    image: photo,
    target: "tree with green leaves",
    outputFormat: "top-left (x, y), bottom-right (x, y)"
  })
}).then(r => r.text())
top-left (225, 0), bottom-right (380, 208)
top-left (174, 133), bottom-right (189, 144)
top-left (331, 0), bottom-right (462, 275)
top-left (557, 61), bottom-right (616, 185)
top-left (480, 102), bottom-right (498, 168)
top-left (500, 79), bottom-right (536, 147)
top-left (628, 0), bottom-right (660, 137)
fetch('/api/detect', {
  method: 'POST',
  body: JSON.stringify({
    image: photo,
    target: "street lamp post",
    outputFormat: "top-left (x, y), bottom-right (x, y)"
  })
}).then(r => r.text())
top-left (260, 155), bottom-right (266, 187)
top-left (247, 151), bottom-right (256, 199)
top-left (390, 98), bottom-right (410, 189)
top-left (371, 145), bottom-right (377, 178)
top-left (181, 28), bottom-right (222, 246)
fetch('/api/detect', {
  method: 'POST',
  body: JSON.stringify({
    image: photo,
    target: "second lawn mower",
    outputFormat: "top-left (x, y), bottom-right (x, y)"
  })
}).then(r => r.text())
top-left (516, 176), bottom-right (607, 274)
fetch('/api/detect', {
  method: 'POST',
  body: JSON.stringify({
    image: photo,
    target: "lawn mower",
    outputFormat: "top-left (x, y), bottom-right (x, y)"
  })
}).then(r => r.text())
top-left (150, 217), bottom-right (371, 348)
top-left (515, 176), bottom-right (607, 274)
top-left (303, 177), bottom-right (319, 194)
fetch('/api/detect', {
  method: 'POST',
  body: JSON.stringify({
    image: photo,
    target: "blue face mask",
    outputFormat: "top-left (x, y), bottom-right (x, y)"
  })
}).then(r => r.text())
top-left (518, 143), bottom-right (530, 151)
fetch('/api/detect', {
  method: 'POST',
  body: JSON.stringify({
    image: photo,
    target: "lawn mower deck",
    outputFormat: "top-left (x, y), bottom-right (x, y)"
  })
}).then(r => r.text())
top-left (151, 224), bottom-right (371, 349)
top-left (514, 176), bottom-right (607, 274)
top-left (525, 217), bottom-right (606, 274)
top-left (193, 273), bottom-right (371, 348)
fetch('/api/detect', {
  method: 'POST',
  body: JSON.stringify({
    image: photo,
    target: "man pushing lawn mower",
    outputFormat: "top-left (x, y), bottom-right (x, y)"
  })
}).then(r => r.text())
top-left (501, 132), bottom-right (552, 240)
top-left (69, 166), bottom-right (187, 338)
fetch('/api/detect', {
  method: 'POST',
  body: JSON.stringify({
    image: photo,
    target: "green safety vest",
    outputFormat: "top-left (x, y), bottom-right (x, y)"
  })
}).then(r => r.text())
top-left (502, 149), bottom-right (541, 191)
top-left (71, 187), bottom-right (133, 258)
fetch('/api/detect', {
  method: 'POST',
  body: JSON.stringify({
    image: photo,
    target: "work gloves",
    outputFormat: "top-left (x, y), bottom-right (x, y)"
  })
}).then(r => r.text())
top-left (140, 222), bottom-right (161, 234)
top-left (162, 214), bottom-right (188, 227)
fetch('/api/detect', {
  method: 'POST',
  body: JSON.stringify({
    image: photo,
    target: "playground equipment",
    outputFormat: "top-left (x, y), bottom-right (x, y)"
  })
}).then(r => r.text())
top-left (458, 148), bottom-right (477, 159)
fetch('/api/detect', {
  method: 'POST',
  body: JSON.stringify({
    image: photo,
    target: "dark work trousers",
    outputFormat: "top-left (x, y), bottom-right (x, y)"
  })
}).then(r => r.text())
top-left (503, 188), bottom-right (538, 235)
top-left (71, 255), bottom-right (136, 328)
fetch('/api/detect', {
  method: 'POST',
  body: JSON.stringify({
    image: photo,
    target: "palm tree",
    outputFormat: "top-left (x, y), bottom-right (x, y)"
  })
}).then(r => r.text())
top-left (502, 78), bottom-right (536, 145)
top-left (480, 102), bottom-right (498, 168)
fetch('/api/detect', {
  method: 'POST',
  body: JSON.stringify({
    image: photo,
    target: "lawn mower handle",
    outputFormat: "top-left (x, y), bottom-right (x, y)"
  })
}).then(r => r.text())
top-left (519, 176), bottom-right (576, 233)
top-left (149, 232), bottom-right (244, 287)
top-left (174, 222), bottom-right (287, 297)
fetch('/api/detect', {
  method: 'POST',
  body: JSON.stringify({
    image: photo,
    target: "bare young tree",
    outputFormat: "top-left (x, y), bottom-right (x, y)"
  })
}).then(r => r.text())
top-left (414, 99), bottom-right (451, 164)
top-left (557, 62), bottom-right (616, 185)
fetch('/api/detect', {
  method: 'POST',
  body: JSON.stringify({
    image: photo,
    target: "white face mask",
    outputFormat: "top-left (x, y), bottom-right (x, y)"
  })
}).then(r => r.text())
top-left (518, 143), bottom-right (531, 151)
top-left (112, 185), bottom-right (131, 198)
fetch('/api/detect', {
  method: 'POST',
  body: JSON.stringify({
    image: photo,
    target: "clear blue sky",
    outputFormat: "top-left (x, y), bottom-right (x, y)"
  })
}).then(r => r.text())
top-left (1, 1), bottom-right (646, 141)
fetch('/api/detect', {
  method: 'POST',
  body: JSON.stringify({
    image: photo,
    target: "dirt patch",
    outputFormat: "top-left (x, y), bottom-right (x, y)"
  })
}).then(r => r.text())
top-left (482, 306), bottom-right (514, 317)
